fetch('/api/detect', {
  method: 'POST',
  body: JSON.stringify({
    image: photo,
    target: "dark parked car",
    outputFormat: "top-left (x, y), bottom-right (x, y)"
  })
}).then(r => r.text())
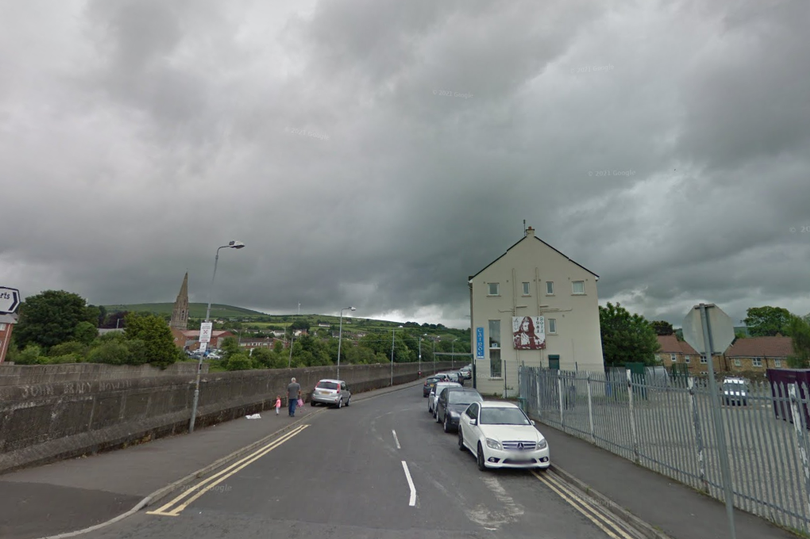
top-left (436, 387), bottom-right (483, 433)
top-left (423, 376), bottom-right (441, 397)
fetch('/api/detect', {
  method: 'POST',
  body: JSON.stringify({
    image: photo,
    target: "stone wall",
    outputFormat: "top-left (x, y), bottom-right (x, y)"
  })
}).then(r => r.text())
top-left (0, 362), bottom-right (454, 474)
top-left (0, 362), bottom-right (208, 387)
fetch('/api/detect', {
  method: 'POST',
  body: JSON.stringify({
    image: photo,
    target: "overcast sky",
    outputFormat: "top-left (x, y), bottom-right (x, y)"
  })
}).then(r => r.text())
top-left (2, 0), bottom-right (809, 329)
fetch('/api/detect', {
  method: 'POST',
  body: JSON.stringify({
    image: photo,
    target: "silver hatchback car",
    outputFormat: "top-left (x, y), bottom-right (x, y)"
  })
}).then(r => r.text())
top-left (310, 379), bottom-right (352, 408)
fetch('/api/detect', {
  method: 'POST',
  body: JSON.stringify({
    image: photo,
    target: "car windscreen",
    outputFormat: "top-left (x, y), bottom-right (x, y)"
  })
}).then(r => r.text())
top-left (723, 382), bottom-right (745, 391)
top-left (479, 407), bottom-right (531, 425)
top-left (317, 382), bottom-right (339, 390)
top-left (448, 392), bottom-right (482, 405)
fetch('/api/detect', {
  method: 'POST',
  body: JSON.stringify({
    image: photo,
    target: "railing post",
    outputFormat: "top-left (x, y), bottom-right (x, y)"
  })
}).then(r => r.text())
top-left (558, 370), bottom-right (564, 428)
top-left (789, 383), bottom-right (810, 520)
top-left (627, 369), bottom-right (639, 464)
top-left (587, 372), bottom-right (595, 443)
top-left (688, 377), bottom-right (708, 492)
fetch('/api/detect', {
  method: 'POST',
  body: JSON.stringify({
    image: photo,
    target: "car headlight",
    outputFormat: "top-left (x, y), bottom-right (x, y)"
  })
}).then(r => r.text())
top-left (486, 438), bottom-right (502, 450)
top-left (537, 438), bottom-right (548, 449)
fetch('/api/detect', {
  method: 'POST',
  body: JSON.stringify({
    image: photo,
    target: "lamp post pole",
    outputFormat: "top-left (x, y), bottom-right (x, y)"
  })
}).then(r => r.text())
top-left (432, 338), bottom-right (435, 372)
top-left (337, 306), bottom-right (355, 379)
top-left (418, 335), bottom-right (422, 377)
top-left (189, 240), bottom-right (244, 434)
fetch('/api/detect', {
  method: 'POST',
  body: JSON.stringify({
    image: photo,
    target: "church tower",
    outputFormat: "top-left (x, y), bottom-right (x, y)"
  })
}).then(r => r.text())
top-left (170, 273), bottom-right (190, 330)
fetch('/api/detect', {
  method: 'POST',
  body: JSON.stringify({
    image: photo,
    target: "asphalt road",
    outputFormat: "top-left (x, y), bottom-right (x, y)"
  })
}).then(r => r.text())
top-left (75, 387), bottom-right (633, 539)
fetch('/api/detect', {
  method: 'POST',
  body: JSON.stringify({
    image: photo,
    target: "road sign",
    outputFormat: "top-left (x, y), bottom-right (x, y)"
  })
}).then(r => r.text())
top-left (198, 342), bottom-right (208, 353)
top-left (200, 322), bottom-right (213, 344)
top-left (682, 304), bottom-right (735, 355)
top-left (0, 287), bottom-right (20, 315)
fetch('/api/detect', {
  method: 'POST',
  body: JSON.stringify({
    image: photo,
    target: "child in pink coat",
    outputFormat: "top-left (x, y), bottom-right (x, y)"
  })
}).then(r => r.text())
top-left (275, 395), bottom-right (282, 415)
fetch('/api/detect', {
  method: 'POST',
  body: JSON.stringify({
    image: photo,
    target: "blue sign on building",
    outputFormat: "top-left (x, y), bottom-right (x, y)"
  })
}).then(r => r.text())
top-left (475, 327), bottom-right (485, 359)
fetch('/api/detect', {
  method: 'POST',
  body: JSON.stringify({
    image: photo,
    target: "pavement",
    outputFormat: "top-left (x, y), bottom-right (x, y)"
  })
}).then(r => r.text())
top-left (0, 379), bottom-right (800, 539)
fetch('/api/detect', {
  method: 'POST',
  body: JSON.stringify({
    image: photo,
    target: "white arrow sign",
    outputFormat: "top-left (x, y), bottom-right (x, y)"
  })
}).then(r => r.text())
top-left (0, 287), bottom-right (20, 315)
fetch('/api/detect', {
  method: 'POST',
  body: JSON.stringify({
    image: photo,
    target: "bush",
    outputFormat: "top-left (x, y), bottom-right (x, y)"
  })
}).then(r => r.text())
top-left (87, 341), bottom-right (130, 365)
top-left (225, 353), bottom-right (253, 371)
top-left (16, 344), bottom-right (45, 365)
top-left (44, 353), bottom-right (82, 364)
top-left (125, 339), bottom-right (150, 366)
top-left (49, 341), bottom-right (87, 357)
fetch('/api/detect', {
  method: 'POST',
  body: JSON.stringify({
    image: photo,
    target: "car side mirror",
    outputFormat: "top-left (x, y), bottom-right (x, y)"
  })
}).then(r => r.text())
top-left (530, 420), bottom-right (535, 426)
top-left (470, 419), bottom-right (477, 426)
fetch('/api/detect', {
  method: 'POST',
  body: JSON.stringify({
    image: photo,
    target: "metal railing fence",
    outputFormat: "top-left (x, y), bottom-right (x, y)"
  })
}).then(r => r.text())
top-left (519, 366), bottom-right (810, 533)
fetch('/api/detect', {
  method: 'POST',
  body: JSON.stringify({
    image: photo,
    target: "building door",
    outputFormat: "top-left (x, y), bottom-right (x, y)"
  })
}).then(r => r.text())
top-left (549, 355), bottom-right (560, 370)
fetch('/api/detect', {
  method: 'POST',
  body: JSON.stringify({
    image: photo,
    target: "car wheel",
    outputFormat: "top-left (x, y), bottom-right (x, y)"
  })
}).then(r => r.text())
top-left (311, 401), bottom-right (316, 407)
top-left (337, 398), bottom-right (343, 409)
top-left (458, 429), bottom-right (465, 451)
top-left (477, 443), bottom-right (487, 471)
top-left (436, 410), bottom-right (442, 423)
top-left (443, 415), bottom-right (450, 433)
top-left (346, 396), bottom-right (351, 407)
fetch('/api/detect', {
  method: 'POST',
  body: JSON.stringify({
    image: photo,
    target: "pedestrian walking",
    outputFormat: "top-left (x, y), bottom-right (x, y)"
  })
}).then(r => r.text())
top-left (275, 395), bottom-right (282, 416)
top-left (287, 377), bottom-right (301, 417)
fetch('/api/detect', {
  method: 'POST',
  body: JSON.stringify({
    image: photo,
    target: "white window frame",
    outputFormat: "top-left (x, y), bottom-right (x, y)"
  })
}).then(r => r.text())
top-left (670, 353), bottom-right (677, 362)
top-left (734, 358), bottom-right (741, 367)
top-left (572, 281), bottom-right (585, 295)
top-left (522, 282), bottom-right (531, 296)
top-left (775, 359), bottom-right (782, 368)
top-left (700, 355), bottom-right (707, 364)
top-left (546, 281), bottom-right (554, 295)
top-left (685, 356), bottom-right (691, 364)
top-left (752, 357), bottom-right (762, 368)
top-left (548, 318), bottom-right (557, 334)
top-left (487, 283), bottom-right (500, 296)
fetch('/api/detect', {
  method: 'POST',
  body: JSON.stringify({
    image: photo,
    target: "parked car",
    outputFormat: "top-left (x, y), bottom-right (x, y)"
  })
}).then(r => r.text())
top-left (310, 379), bottom-right (352, 408)
top-left (429, 381), bottom-right (462, 415)
top-left (458, 366), bottom-right (472, 380)
top-left (433, 373), bottom-right (452, 383)
top-left (722, 377), bottom-right (749, 406)
top-left (436, 387), bottom-right (482, 432)
top-left (458, 401), bottom-right (550, 471)
top-left (423, 376), bottom-right (441, 397)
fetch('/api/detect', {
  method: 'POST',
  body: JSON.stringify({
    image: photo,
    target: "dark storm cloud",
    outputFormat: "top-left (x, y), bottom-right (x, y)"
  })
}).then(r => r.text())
top-left (1, 0), bottom-right (809, 329)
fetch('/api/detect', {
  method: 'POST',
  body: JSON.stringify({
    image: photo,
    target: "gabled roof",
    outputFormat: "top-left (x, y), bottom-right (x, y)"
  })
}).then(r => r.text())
top-left (656, 335), bottom-right (698, 355)
top-left (468, 229), bottom-right (599, 281)
top-left (724, 336), bottom-right (793, 358)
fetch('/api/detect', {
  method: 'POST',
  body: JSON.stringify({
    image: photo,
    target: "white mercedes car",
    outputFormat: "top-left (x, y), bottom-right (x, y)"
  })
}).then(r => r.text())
top-left (458, 401), bottom-right (550, 471)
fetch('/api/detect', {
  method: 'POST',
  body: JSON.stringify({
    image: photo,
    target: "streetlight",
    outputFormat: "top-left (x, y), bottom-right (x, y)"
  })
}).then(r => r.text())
top-left (390, 325), bottom-right (403, 386)
top-left (336, 306), bottom-right (355, 379)
top-left (189, 240), bottom-right (245, 434)
top-left (451, 338), bottom-right (458, 369)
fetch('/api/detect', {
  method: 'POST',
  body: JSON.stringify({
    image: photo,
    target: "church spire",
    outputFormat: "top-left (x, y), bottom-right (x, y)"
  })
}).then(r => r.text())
top-left (170, 273), bottom-right (190, 330)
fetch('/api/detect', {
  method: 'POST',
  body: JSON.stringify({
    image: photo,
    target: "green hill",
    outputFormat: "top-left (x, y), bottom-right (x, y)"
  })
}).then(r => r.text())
top-left (103, 303), bottom-right (266, 319)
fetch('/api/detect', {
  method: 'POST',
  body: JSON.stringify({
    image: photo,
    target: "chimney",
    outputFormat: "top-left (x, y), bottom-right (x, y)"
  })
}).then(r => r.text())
top-left (526, 226), bottom-right (535, 238)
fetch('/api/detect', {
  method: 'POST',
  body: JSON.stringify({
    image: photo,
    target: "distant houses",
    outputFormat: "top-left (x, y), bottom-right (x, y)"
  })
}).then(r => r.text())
top-left (656, 334), bottom-right (794, 376)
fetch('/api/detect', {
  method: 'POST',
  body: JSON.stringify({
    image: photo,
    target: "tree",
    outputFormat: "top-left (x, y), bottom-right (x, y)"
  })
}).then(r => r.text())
top-left (744, 306), bottom-right (792, 337)
top-left (220, 337), bottom-right (240, 359)
top-left (787, 315), bottom-right (810, 368)
top-left (651, 320), bottom-right (674, 336)
top-left (74, 321), bottom-right (98, 345)
top-left (599, 302), bottom-right (661, 367)
top-left (123, 312), bottom-right (181, 368)
top-left (14, 290), bottom-right (99, 350)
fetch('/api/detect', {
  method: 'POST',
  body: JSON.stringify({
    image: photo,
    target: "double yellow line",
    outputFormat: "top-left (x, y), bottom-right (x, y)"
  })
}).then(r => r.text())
top-left (532, 470), bottom-right (637, 539)
top-left (148, 424), bottom-right (309, 517)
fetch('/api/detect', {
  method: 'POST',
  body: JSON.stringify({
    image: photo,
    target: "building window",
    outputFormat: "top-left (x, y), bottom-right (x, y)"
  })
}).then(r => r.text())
top-left (670, 353), bottom-right (677, 362)
top-left (548, 318), bottom-right (557, 334)
top-left (700, 355), bottom-right (707, 364)
top-left (488, 320), bottom-right (501, 348)
top-left (775, 359), bottom-right (782, 368)
top-left (655, 354), bottom-right (661, 362)
top-left (488, 283), bottom-right (499, 296)
top-left (753, 357), bottom-right (762, 368)
top-left (546, 281), bottom-right (554, 295)
top-left (734, 359), bottom-right (741, 367)
top-left (685, 356), bottom-right (691, 364)
top-left (490, 349), bottom-right (502, 378)
top-left (0, 323), bottom-right (5, 331)
top-left (572, 281), bottom-right (585, 295)
top-left (522, 282), bottom-right (531, 295)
